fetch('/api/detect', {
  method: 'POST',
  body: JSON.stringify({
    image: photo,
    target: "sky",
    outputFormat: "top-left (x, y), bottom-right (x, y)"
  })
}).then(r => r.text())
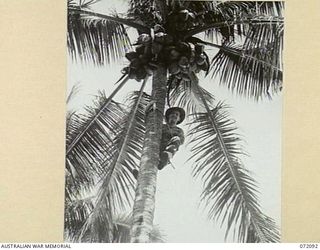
top-left (67, 0), bottom-right (282, 243)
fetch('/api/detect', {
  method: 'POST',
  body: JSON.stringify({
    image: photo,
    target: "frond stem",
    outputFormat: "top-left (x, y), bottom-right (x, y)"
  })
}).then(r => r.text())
top-left (99, 76), bottom-right (149, 178)
top-left (198, 40), bottom-right (281, 71)
top-left (95, 76), bottom-right (148, 202)
top-left (194, 79), bottom-right (266, 242)
top-left (194, 79), bottom-right (243, 198)
top-left (184, 17), bottom-right (283, 39)
top-left (66, 75), bottom-right (129, 155)
top-left (117, 77), bottom-right (149, 157)
top-left (69, 7), bottom-right (150, 33)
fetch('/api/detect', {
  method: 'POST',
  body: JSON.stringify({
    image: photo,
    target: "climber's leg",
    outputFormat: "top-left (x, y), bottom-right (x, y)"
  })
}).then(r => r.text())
top-left (157, 138), bottom-right (180, 170)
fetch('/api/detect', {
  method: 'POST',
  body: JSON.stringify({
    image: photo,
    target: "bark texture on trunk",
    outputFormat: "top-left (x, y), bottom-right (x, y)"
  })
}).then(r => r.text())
top-left (130, 66), bottom-right (167, 243)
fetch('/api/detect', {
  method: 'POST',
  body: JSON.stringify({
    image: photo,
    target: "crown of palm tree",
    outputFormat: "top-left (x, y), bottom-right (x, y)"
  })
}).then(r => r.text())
top-left (65, 0), bottom-right (283, 243)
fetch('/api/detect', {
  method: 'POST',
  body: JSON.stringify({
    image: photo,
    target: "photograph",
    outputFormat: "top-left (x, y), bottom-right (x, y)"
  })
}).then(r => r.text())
top-left (65, 0), bottom-right (283, 243)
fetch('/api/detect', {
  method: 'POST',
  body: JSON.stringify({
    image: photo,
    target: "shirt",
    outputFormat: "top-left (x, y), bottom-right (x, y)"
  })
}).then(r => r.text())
top-left (160, 123), bottom-right (185, 151)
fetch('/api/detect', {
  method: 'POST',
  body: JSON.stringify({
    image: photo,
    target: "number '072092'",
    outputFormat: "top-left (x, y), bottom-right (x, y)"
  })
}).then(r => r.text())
top-left (299, 244), bottom-right (319, 248)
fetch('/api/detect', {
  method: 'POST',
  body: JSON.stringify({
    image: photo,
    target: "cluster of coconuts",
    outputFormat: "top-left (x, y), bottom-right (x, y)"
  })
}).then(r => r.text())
top-left (122, 23), bottom-right (209, 82)
top-left (166, 43), bottom-right (209, 82)
top-left (122, 24), bottom-right (173, 81)
top-left (167, 8), bottom-right (198, 32)
top-left (132, 3), bottom-right (162, 26)
top-left (167, 5), bottom-right (227, 33)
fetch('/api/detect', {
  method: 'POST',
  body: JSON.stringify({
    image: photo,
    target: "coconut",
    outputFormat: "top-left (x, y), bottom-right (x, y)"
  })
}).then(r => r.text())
top-left (177, 42), bottom-right (191, 54)
top-left (190, 62), bottom-right (197, 71)
top-left (151, 42), bottom-right (163, 54)
top-left (130, 58), bottom-right (142, 69)
top-left (148, 62), bottom-right (158, 70)
top-left (168, 62), bottom-right (181, 75)
top-left (143, 45), bottom-right (152, 57)
top-left (178, 56), bottom-right (189, 68)
top-left (154, 24), bottom-right (165, 33)
top-left (178, 9), bottom-right (189, 21)
top-left (195, 44), bottom-right (205, 55)
top-left (125, 51), bottom-right (138, 61)
top-left (196, 54), bottom-right (206, 65)
top-left (169, 49), bottom-right (181, 60)
top-left (154, 32), bottom-right (165, 44)
top-left (139, 54), bottom-right (149, 64)
top-left (181, 73), bottom-right (190, 81)
top-left (189, 51), bottom-right (196, 63)
top-left (199, 60), bottom-right (209, 71)
top-left (144, 65), bottom-right (153, 75)
top-left (135, 45), bottom-right (145, 55)
top-left (188, 12), bottom-right (196, 20)
top-left (175, 73), bottom-right (182, 80)
top-left (128, 69), bottom-right (137, 79)
top-left (163, 34), bottom-right (174, 45)
top-left (121, 67), bottom-right (130, 74)
top-left (137, 34), bottom-right (151, 44)
top-left (175, 22), bottom-right (187, 31)
top-left (180, 67), bottom-right (189, 74)
top-left (135, 68), bottom-right (147, 81)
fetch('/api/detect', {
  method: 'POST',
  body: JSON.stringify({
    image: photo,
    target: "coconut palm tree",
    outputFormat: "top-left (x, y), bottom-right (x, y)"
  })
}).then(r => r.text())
top-left (65, 0), bottom-right (283, 243)
top-left (65, 85), bottom-right (165, 242)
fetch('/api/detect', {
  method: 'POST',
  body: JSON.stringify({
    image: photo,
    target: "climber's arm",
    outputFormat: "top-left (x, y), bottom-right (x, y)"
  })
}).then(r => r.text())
top-left (178, 127), bottom-right (185, 145)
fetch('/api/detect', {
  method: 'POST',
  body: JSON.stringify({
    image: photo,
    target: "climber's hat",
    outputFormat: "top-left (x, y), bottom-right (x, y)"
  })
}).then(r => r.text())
top-left (165, 107), bottom-right (185, 124)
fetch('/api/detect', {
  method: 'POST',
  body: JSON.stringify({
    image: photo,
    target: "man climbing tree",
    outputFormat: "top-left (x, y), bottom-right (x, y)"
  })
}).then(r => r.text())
top-left (133, 106), bottom-right (185, 178)
top-left (158, 107), bottom-right (185, 169)
top-left (66, 0), bottom-right (283, 243)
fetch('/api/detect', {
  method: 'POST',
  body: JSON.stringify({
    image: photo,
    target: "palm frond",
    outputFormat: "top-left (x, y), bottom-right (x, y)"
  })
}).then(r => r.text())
top-left (64, 195), bottom-right (95, 240)
top-left (66, 75), bottom-right (129, 155)
top-left (184, 1), bottom-right (217, 10)
top-left (242, 16), bottom-right (283, 61)
top-left (68, 0), bottom-right (101, 9)
top-left (65, 96), bottom-right (125, 202)
top-left (68, 6), bottom-right (137, 65)
top-left (67, 84), bottom-right (81, 105)
top-left (254, 2), bottom-right (284, 17)
top-left (205, 1), bottom-right (252, 42)
top-left (187, 101), bottom-right (280, 242)
top-left (127, 0), bottom-right (167, 27)
top-left (112, 213), bottom-right (166, 243)
top-left (78, 81), bottom-right (151, 242)
top-left (215, 1), bottom-right (284, 19)
top-left (210, 41), bottom-right (282, 100)
top-left (66, 84), bottom-right (81, 137)
top-left (65, 76), bottom-right (130, 201)
top-left (188, 1), bottom-right (284, 43)
top-left (168, 72), bottom-right (215, 115)
top-left (111, 213), bottom-right (132, 243)
top-left (185, 14), bottom-right (283, 43)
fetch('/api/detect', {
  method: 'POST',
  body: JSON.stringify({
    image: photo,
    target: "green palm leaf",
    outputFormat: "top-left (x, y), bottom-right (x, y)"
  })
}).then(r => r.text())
top-left (64, 195), bottom-right (94, 240)
top-left (185, 14), bottom-right (283, 39)
top-left (65, 196), bottom-right (165, 243)
top-left (184, 1), bottom-right (283, 43)
top-left (78, 83), bottom-right (151, 242)
top-left (66, 0), bottom-right (283, 243)
top-left (255, 2), bottom-right (284, 16)
top-left (187, 102), bottom-right (280, 242)
top-left (168, 72), bottom-right (215, 115)
top-left (112, 213), bottom-right (165, 243)
top-left (127, 0), bottom-right (158, 26)
top-left (66, 97), bottom-right (125, 202)
top-left (68, 10), bottom-right (131, 65)
top-left (68, 0), bottom-right (151, 65)
top-left (210, 41), bottom-right (282, 100)
top-left (65, 75), bottom-right (130, 199)
top-left (242, 17), bottom-right (283, 61)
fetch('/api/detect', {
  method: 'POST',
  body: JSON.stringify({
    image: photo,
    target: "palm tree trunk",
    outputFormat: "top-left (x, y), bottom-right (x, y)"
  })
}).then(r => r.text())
top-left (130, 65), bottom-right (167, 243)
